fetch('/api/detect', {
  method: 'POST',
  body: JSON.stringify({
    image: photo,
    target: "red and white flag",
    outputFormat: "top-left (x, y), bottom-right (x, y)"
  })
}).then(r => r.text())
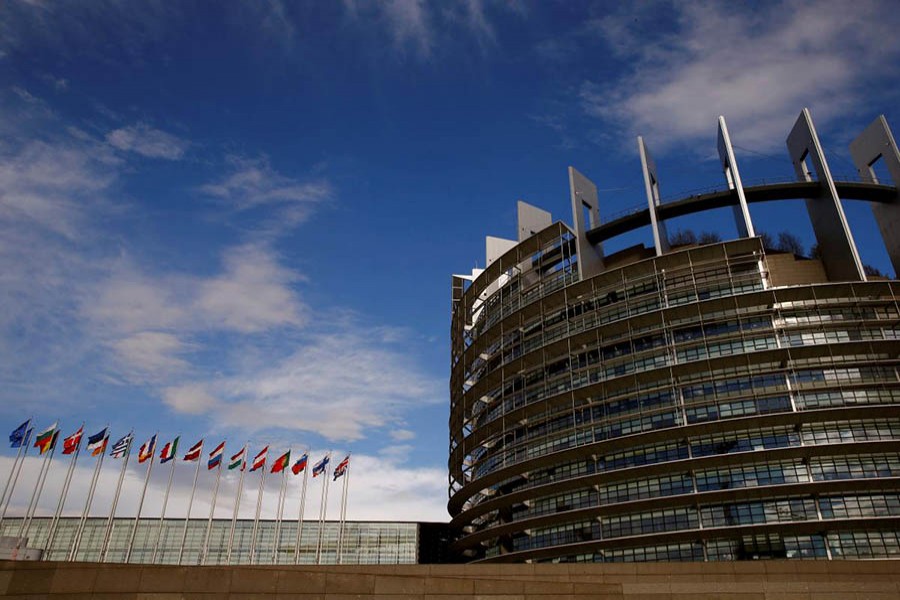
top-left (184, 439), bottom-right (203, 461)
top-left (62, 426), bottom-right (83, 455)
top-left (250, 446), bottom-right (268, 472)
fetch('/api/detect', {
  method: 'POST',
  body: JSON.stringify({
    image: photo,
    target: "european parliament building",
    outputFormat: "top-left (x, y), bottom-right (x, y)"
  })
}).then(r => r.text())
top-left (0, 517), bottom-right (450, 565)
top-left (449, 110), bottom-right (900, 563)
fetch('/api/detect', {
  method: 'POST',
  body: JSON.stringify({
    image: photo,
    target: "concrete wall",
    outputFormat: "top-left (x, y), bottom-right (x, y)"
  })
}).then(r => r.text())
top-left (2, 559), bottom-right (900, 599)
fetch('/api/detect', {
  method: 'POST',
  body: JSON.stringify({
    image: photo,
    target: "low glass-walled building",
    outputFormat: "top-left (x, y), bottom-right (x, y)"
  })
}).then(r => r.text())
top-left (0, 517), bottom-right (443, 565)
top-left (449, 110), bottom-right (900, 563)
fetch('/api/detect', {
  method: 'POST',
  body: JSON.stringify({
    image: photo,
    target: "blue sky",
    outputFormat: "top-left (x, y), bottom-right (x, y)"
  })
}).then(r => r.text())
top-left (1, 0), bottom-right (899, 524)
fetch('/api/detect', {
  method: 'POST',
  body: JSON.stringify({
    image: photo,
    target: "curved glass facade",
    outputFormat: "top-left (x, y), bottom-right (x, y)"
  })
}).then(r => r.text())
top-left (449, 230), bottom-right (900, 563)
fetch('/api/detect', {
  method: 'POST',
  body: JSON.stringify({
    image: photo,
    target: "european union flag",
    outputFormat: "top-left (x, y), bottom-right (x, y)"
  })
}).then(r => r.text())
top-left (9, 420), bottom-right (30, 448)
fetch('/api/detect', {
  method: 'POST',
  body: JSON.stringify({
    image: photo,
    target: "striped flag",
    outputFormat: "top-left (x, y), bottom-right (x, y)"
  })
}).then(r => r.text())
top-left (291, 453), bottom-right (309, 475)
top-left (62, 426), bottom-right (83, 455)
top-left (184, 439), bottom-right (203, 461)
top-left (312, 454), bottom-right (330, 478)
top-left (160, 437), bottom-right (179, 463)
top-left (271, 450), bottom-right (290, 474)
top-left (110, 433), bottom-right (133, 458)
top-left (87, 428), bottom-right (108, 456)
top-left (333, 455), bottom-right (350, 481)
top-left (34, 422), bottom-right (58, 455)
top-left (228, 447), bottom-right (245, 470)
top-left (138, 435), bottom-right (157, 463)
top-left (250, 446), bottom-right (268, 472)
top-left (208, 441), bottom-right (225, 469)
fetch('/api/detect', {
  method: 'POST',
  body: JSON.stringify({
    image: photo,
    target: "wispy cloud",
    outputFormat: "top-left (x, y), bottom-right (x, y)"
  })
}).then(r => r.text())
top-left (106, 123), bottom-right (189, 160)
top-left (341, 0), bottom-right (519, 60)
top-left (199, 156), bottom-right (331, 228)
top-left (163, 317), bottom-right (443, 441)
top-left (579, 0), bottom-right (900, 153)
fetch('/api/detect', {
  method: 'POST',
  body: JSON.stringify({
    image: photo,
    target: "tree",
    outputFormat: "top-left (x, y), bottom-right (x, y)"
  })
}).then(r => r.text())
top-left (669, 229), bottom-right (697, 247)
top-left (698, 231), bottom-right (721, 245)
top-left (864, 264), bottom-right (885, 278)
top-left (776, 231), bottom-right (805, 256)
top-left (757, 231), bottom-right (775, 251)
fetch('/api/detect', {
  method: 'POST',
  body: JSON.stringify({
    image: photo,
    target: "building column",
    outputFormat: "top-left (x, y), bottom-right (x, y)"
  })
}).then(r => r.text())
top-left (568, 167), bottom-right (605, 278)
top-left (849, 115), bottom-right (900, 276)
top-left (785, 108), bottom-right (865, 282)
top-left (717, 116), bottom-right (755, 238)
top-left (638, 137), bottom-right (670, 256)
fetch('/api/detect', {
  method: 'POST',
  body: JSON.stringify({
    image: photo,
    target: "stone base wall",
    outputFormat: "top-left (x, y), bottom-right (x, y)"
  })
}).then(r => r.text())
top-left (2, 559), bottom-right (899, 599)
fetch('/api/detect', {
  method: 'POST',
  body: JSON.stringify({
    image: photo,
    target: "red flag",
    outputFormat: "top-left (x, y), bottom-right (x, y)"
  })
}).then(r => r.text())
top-left (62, 426), bottom-right (83, 455)
top-left (271, 450), bottom-right (291, 473)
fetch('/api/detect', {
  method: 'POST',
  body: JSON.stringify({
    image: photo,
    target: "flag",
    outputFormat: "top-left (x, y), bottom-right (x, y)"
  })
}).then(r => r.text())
top-left (110, 433), bottom-right (133, 458)
top-left (228, 447), bottom-right (245, 471)
top-left (184, 439), bottom-right (203, 461)
top-left (9, 420), bottom-right (30, 448)
top-left (160, 437), bottom-right (179, 463)
top-left (312, 454), bottom-right (330, 478)
top-left (208, 441), bottom-right (225, 470)
top-left (291, 453), bottom-right (309, 475)
top-left (34, 422), bottom-right (58, 455)
top-left (271, 450), bottom-right (290, 474)
top-left (333, 455), bottom-right (350, 481)
top-left (138, 435), bottom-right (157, 463)
top-left (250, 446), bottom-right (268, 472)
top-left (87, 428), bottom-right (108, 456)
top-left (62, 426), bottom-right (84, 455)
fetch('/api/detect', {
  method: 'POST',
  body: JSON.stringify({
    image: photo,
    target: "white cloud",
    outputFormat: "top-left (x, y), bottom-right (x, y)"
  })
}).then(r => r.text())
top-left (0, 448), bottom-right (448, 524)
top-left (580, 0), bottom-right (900, 153)
top-left (165, 320), bottom-right (443, 442)
top-left (390, 428), bottom-right (416, 441)
top-left (199, 156), bottom-right (331, 228)
top-left (196, 244), bottom-right (306, 333)
top-left (106, 123), bottom-right (189, 160)
top-left (111, 332), bottom-right (190, 382)
top-left (162, 383), bottom-right (219, 415)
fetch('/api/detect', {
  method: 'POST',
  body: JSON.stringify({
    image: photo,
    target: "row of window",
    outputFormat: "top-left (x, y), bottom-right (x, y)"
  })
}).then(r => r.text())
top-left (464, 421), bottom-right (900, 513)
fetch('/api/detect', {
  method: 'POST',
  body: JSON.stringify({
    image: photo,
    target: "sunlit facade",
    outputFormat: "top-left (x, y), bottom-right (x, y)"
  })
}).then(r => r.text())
top-left (0, 517), bottom-right (436, 565)
top-left (449, 111), bottom-right (900, 563)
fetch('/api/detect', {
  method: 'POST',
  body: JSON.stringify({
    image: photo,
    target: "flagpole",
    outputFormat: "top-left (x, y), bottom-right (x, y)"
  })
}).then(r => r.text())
top-left (69, 441), bottom-right (105, 561)
top-left (125, 435), bottom-right (156, 564)
top-left (21, 436), bottom-right (56, 540)
top-left (337, 464), bottom-right (350, 564)
top-left (1, 431), bottom-right (31, 529)
top-left (200, 454), bottom-right (223, 565)
top-left (101, 435), bottom-right (132, 562)
top-left (315, 460), bottom-right (330, 565)
top-left (272, 469), bottom-right (286, 564)
top-left (248, 465), bottom-right (267, 564)
top-left (0, 420), bottom-right (30, 524)
top-left (178, 450), bottom-right (202, 565)
top-left (293, 455), bottom-right (309, 565)
top-left (151, 451), bottom-right (177, 563)
top-left (46, 438), bottom-right (80, 560)
top-left (225, 443), bottom-right (247, 564)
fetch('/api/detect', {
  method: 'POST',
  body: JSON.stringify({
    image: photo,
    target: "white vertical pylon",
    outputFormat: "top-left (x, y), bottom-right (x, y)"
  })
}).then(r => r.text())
top-left (201, 449), bottom-right (223, 565)
top-left (101, 435), bottom-right (132, 562)
top-left (126, 435), bottom-right (156, 563)
top-left (225, 443), bottom-right (247, 564)
top-left (178, 445), bottom-right (203, 565)
top-left (151, 450), bottom-right (177, 563)
top-left (248, 461), bottom-right (267, 564)
top-left (336, 463), bottom-right (350, 564)
top-left (69, 439), bottom-right (106, 561)
top-left (0, 420), bottom-right (31, 529)
top-left (46, 431), bottom-right (80, 559)
top-left (315, 458), bottom-right (331, 564)
top-left (293, 454), bottom-right (309, 565)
